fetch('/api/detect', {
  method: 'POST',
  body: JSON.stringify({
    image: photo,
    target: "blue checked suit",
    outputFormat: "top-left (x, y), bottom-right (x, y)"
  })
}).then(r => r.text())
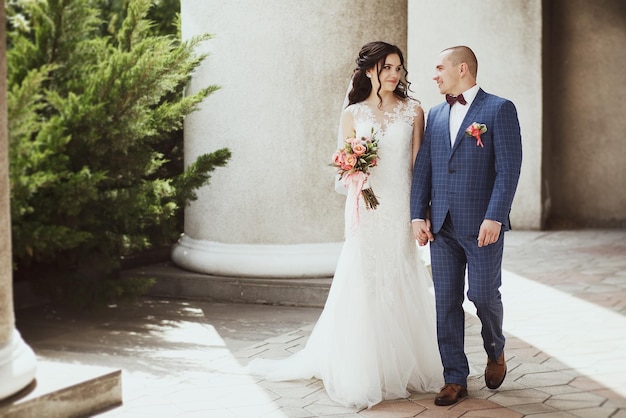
top-left (410, 88), bottom-right (522, 387)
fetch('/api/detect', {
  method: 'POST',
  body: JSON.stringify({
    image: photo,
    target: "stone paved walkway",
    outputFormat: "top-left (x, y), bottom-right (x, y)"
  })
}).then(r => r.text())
top-left (15, 230), bottom-right (626, 417)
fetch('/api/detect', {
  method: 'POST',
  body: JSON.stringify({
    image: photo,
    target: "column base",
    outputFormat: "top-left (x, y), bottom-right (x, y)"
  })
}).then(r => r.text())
top-left (171, 235), bottom-right (343, 278)
top-left (0, 329), bottom-right (37, 400)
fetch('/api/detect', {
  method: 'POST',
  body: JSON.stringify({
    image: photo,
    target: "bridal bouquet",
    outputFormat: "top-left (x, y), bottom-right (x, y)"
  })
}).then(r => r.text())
top-left (331, 129), bottom-right (379, 210)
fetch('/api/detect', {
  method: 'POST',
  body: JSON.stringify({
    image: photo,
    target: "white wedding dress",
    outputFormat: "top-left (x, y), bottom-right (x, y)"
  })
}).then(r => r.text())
top-left (248, 99), bottom-right (444, 408)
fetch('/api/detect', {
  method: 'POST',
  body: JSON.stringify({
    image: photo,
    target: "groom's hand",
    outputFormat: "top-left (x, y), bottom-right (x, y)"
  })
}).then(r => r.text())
top-left (412, 219), bottom-right (434, 246)
top-left (478, 219), bottom-right (502, 247)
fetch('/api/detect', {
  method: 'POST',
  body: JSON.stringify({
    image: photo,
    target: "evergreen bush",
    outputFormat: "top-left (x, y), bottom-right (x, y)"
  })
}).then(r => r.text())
top-left (6, 0), bottom-right (230, 306)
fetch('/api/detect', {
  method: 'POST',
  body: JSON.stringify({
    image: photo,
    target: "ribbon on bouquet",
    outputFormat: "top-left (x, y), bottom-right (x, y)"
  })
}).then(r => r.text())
top-left (343, 171), bottom-right (368, 234)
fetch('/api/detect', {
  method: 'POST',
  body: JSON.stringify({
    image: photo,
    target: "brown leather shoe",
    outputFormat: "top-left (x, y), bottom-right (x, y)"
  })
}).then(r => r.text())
top-left (434, 383), bottom-right (468, 406)
top-left (485, 352), bottom-right (507, 389)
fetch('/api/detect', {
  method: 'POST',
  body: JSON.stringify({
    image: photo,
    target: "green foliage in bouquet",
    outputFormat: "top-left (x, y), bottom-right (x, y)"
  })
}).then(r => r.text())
top-left (6, 0), bottom-right (231, 307)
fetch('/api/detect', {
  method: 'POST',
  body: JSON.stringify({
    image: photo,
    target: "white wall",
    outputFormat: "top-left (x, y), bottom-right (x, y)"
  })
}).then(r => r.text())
top-left (407, 0), bottom-right (543, 229)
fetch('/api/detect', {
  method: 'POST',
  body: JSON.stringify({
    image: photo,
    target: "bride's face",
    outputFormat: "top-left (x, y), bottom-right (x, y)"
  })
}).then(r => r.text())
top-left (367, 53), bottom-right (402, 94)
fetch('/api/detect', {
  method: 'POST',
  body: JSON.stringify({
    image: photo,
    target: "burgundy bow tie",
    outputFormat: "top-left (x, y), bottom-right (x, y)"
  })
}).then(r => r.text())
top-left (446, 94), bottom-right (467, 106)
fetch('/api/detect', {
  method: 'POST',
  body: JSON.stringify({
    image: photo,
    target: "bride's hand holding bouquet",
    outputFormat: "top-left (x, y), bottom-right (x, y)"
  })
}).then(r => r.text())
top-left (331, 128), bottom-right (379, 210)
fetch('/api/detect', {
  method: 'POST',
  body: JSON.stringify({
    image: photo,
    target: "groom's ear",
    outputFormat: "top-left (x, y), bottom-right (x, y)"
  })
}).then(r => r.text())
top-left (458, 62), bottom-right (468, 77)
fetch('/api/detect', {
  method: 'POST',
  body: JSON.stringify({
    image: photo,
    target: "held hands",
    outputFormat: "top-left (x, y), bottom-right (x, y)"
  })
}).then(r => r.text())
top-left (478, 219), bottom-right (502, 247)
top-left (412, 219), bottom-right (434, 246)
top-left (412, 218), bottom-right (500, 247)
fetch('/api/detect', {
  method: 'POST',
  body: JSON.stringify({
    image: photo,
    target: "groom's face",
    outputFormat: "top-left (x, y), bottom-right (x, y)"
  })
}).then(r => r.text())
top-left (433, 52), bottom-right (461, 96)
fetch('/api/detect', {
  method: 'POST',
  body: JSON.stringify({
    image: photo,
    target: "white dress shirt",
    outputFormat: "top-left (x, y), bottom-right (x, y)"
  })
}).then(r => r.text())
top-left (449, 84), bottom-right (480, 146)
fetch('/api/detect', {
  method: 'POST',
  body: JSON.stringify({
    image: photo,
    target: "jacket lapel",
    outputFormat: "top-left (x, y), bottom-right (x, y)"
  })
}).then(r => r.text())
top-left (443, 104), bottom-right (452, 152)
top-left (450, 88), bottom-right (487, 155)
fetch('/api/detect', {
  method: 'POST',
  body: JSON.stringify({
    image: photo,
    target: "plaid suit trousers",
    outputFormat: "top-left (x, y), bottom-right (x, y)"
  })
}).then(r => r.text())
top-left (430, 214), bottom-right (505, 387)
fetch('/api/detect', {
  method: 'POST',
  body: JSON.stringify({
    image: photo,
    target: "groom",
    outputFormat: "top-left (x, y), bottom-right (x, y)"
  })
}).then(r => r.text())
top-left (410, 46), bottom-right (522, 406)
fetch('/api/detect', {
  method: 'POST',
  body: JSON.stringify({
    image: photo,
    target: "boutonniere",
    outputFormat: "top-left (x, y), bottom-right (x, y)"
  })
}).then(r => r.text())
top-left (465, 122), bottom-right (487, 147)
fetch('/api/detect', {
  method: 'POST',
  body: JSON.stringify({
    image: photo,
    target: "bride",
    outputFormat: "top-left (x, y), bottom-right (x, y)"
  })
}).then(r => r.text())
top-left (248, 41), bottom-right (443, 409)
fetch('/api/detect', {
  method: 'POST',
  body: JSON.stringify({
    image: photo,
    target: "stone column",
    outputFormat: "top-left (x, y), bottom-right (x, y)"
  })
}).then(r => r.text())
top-left (0, 5), bottom-right (37, 400)
top-left (546, 0), bottom-right (626, 227)
top-left (174, 0), bottom-right (407, 277)
top-left (407, 0), bottom-right (543, 229)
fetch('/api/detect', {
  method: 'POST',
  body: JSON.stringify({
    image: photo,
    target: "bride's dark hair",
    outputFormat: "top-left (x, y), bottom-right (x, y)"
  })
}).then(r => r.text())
top-left (348, 41), bottom-right (412, 107)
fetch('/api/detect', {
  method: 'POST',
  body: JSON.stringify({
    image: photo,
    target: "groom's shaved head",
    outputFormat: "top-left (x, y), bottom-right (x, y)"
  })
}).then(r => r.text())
top-left (442, 46), bottom-right (478, 79)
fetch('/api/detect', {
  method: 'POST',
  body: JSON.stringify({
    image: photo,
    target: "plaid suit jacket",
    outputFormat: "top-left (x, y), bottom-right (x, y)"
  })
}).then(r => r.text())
top-left (410, 89), bottom-right (522, 236)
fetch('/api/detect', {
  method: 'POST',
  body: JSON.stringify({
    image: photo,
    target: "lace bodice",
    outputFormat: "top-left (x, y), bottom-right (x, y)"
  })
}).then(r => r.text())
top-left (347, 99), bottom-right (419, 138)
top-left (344, 99), bottom-right (420, 241)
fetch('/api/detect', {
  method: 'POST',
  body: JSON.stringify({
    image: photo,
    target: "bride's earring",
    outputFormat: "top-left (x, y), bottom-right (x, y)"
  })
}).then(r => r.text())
top-left (366, 73), bottom-right (372, 78)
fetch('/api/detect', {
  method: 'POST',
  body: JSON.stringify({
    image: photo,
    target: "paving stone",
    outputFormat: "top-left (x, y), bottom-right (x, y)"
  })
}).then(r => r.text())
top-left (488, 388), bottom-right (551, 406)
top-left (600, 395), bottom-right (626, 408)
top-left (510, 362), bottom-right (563, 375)
top-left (515, 371), bottom-right (575, 387)
top-left (358, 399), bottom-right (426, 417)
top-left (569, 376), bottom-right (612, 391)
top-left (304, 402), bottom-right (361, 416)
top-left (611, 409), bottom-right (626, 418)
top-left (265, 332), bottom-right (308, 344)
top-left (541, 357), bottom-right (575, 371)
top-left (260, 407), bottom-right (318, 417)
top-left (544, 392), bottom-right (606, 410)
top-left (509, 402), bottom-right (561, 415)
top-left (273, 395), bottom-right (317, 409)
top-left (265, 382), bottom-right (325, 400)
top-left (568, 405), bottom-right (620, 418)
top-left (411, 407), bottom-right (464, 417)
top-left (407, 392), bottom-right (434, 401)
top-left (448, 397), bottom-right (505, 413)
top-left (538, 385), bottom-right (586, 396)
top-left (462, 408), bottom-right (524, 417)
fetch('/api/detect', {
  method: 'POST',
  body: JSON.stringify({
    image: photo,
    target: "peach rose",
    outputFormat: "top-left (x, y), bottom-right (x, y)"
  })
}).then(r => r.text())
top-left (342, 154), bottom-right (357, 170)
top-left (352, 142), bottom-right (367, 156)
top-left (333, 150), bottom-right (345, 166)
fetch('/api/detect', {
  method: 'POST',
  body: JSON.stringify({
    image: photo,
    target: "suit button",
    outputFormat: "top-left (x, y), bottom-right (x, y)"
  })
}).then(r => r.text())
top-left (448, 169), bottom-right (456, 173)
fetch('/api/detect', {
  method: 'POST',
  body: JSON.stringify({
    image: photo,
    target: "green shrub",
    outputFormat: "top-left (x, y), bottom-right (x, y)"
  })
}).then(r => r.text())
top-left (6, 0), bottom-right (230, 307)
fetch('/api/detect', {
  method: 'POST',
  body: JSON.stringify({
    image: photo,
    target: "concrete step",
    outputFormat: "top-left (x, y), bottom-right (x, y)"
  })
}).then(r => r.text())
top-left (0, 360), bottom-right (121, 418)
top-left (122, 262), bottom-right (332, 308)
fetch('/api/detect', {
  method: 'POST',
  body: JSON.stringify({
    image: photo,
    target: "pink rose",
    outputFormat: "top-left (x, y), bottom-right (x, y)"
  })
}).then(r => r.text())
top-left (342, 154), bottom-right (357, 170)
top-left (352, 143), bottom-right (367, 156)
top-left (333, 150), bottom-right (345, 166)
